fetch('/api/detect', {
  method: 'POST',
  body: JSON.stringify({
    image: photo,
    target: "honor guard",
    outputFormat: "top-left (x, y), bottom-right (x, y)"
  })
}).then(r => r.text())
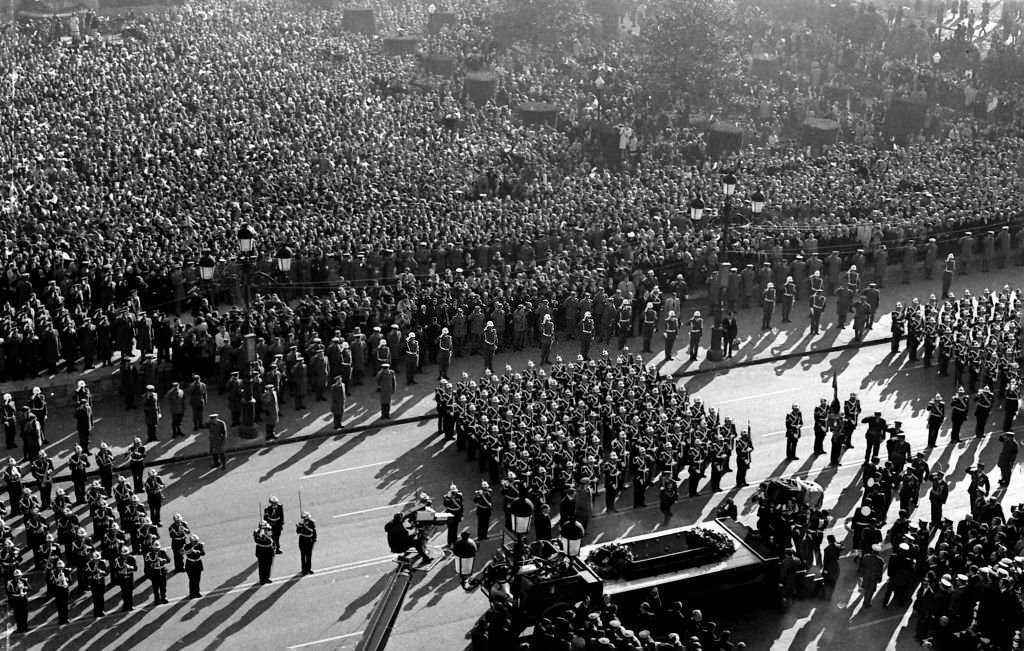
top-left (950, 387), bottom-right (969, 442)
top-left (169, 513), bottom-right (191, 572)
top-left (296, 513), bottom-right (317, 575)
top-left (6, 569), bottom-right (30, 632)
top-left (144, 541), bottom-right (170, 605)
top-left (263, 496), bottom-right (285, 554)
top-left (579, 312), bottom-right (595, 360)
top-left (890, 303), bottom-right (905, 354)
top-left (641, 303), bottom-right (657, 353)
top-left (254, 521), bottom-right (275, 584)
top-left (785, 404), bottom-right (803, 460)
top-left (113, 545), bottom-right (137, 611)
top-left (663, 311), bottom-right (679, 361)
top-left (687, 311), bottom-right (703, 361)
top-left (926, 394), bottom-right (945, 448)
top-left (761, 283), bottom-right (776, 330)
top-left (974, 386), bottom-right (993, 438)
top-left (473, 481), bottom-right (493, 540)
top-left (813, 399), bottom-right (829, 454)
top-left (184, 534), bottom-right (206, 597)
top-left (810, 291), bottom-right (826, 334)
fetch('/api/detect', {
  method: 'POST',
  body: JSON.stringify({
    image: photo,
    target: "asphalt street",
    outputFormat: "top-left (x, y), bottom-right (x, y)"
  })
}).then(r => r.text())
top-left (4, 264), bottom-right (1022, 650)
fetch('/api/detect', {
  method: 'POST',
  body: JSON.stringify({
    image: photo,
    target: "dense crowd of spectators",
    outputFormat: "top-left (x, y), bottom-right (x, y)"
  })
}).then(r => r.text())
top-left (474, 588), bottom-right (745, 650)
top-left (3, 0), bottom-right (1024, 385)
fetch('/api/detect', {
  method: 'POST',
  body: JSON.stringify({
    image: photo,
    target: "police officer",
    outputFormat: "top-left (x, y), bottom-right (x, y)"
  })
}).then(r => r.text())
top-left (781, 276), bottom-right (796, 322)
top-left (31, 450), bottom-right (54, 510)
top-left (926, 393), bottom-right (945, 447)
top-left (113, 545), bottom-right (137, 611)
top-left (96, 442), bottom-right (114, 495)
top-left (929, 472), bottom-right (949, 525)
top-left (144, 541), bottom-right (170, 605)
top-left (785, 404), bottom-right (803, 460)
top-left (184, 534), bottom-right (206, 597)
top-left (144, 469), bottom-right (165, 527)
top-left (254, 521), bottom-right (275, 584)
top-left (482, 321), bottom-right (498, 371)
top-left (263, 496), bottom-right (285, 554)
top-left (641, 303), bottom-right (657, 353)
top-left (890, 303), bottom-right (905, 354)
top-left (473, 481), bottom-right (492, 540)
top-left (296, 512), bottom-right (317, 575)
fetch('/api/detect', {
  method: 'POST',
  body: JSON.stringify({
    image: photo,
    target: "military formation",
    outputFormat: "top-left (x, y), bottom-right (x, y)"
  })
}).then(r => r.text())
top-left (889, 286), bottom-right (1021, 401)
top-left (2, 477), bottom-right (317, 632)
top-left (436, 353), bottom-right (755, 536)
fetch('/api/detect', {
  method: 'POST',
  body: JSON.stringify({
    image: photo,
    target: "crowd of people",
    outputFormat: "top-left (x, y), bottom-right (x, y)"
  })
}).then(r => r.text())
top-left (1, 0), bottom-right (1024, 389)
top-left (4, 0), bottom-right (1024, 645)
top-left (474, 590), bottom-right (746, 650)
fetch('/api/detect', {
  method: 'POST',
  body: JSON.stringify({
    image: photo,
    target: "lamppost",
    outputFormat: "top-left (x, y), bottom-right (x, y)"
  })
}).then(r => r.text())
top-left (198, 252), bottom-right (216, 305)
top-left (509, 496), bottom-right (534, 571)
top-left (275, 245), bottom-right (293, 299)
top-left (558, 520), bottom-right (585, 558)
top-left (704, 174), bottom-right (737, 362)
top-left (750, 188), bottom-right (766, 220)
top-left (452, 531), bottom-right (478, 589)
top-left (236, 224), bottom-right (260, 439)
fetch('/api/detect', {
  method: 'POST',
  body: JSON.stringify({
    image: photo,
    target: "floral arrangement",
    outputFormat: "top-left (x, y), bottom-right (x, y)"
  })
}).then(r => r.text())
top-left (584, 542), bottom-right (635, 579)
top-left (685, 527), bottom-right (736, 558)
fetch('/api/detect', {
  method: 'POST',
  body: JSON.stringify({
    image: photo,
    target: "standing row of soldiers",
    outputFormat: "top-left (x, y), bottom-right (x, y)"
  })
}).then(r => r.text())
top-left (2, 465), bottom-right (208, 632)
top-left (890, 287), bottom-right (1021, 399)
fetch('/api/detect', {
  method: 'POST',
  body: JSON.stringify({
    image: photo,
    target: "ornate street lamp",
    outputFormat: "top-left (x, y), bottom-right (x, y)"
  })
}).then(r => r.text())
top-left (275, 245), bottom-right (293, 273)
top-left (452, 532), bottom-right (478, 588)
top-left (750, 188), bottom-right (766, 216)
top-left (559, 520), bottom-right (585, 558)
top-left (689, 195), bottom-right (705, 222)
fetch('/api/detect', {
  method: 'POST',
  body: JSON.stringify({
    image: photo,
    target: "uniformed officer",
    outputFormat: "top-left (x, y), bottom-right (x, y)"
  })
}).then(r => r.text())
top-left (641, 303), bottom-right (657, 353)
top-left (473, 481), bottom-right (492, 540)
top-left (96, 442), bottom-right (114, 495)
top-left (735, 432), bottom-right (753, 486)
top-left (69, 444), bottom-right (90, 504)
top-left (169, 513), bottom-right (191, 572)
top-left (482, 321), bottom-right (498, 371)
top-left (941, 253), bottom-right (956, 297)
top-left (442, 484), bottom-right (463, 547)
top-left (86, 551), bottom-right (108, 618)
top-left (926, 393), bottom-right (945, 447)
top-left (376, 363), bottom-right (397, 420)
top-left (184, 534), bottom-right (206, 597)
top-left (890, 303), bottom-right (905, 354)
top-left (128, 437), bottom-right (146, 492)
top-left (974, 386), bottom-right (993, 438)
top-left (254, 521), bottom-right (275, 584)
top-left (781, 276), bottom-right (796, 322)
top-left (813, 399), bottom-right (829, 454)
top-left (263, 496), bottom-right (285, 554)
top-left (404, 333), bottom-right (420, 385)
top-left (785, 404), bottom-right (803, 460)
top-left (579, 312), bottom-right (595, 360)
top-left (687, 311), bottom-right (703, 361)
top-left (50, 559), bottom-right (71, 624)
top-left (437, 327), bottom-right (453, 380)
top-left (144, 541), bottom-right (170, 604)
top-left (6, 568), bottom-right (30, 632)
top-left (663, 310), bottom-right (678, 361)
top-left (144, 470), bottom-right (165, 527)
top-left (928, 472), bottom-right (949, 525)
top-left (761, 282), bottom-right (776, 329)
top-left (809, 290), bottom-right (826, 335)
top-left (1004, 381), bottom-right (1020, 431)
top-left (142, 384), bottom-right (161, 443)
top-left (540, 314), bottom-right (555, 364)
top-left (296, 513), bottom-right (317, 575)
top-left (113, 545), bottom-right (137, 611)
